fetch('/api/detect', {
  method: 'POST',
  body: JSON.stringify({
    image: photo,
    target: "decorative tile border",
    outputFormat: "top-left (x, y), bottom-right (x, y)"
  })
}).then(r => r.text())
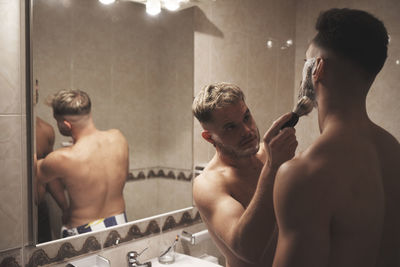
top-left (26, 207), bottom-right (202, 267)
top-left (127, 167), bottom-right (193, 182)
top-left (0, 257), bottom-right (21, 267)
top-left (0, 248), bottom-right (22, 267)
top-left (162, 211), bottom-right (202, 232)
top-left (103, 220), bottom-right (160, 248)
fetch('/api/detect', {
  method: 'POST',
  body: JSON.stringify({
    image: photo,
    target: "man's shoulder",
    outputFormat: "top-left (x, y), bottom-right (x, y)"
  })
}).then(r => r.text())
top-left (193, 167), bottom-right (231, 203)
top-left (104, 129), bottom-right (128, 143)
top-left (46, 147), bottom-right (73, 162)
top-left (193, 168), bottom-right (227, 190)
top-left (276, 146), bottom-right (334, 190)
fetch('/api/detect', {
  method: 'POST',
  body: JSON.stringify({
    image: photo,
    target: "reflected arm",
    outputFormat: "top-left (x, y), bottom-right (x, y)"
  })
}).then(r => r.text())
top-left (36, 152), bottom-right (66, 184)
top-left (46, 179), bottom-right (69, 212)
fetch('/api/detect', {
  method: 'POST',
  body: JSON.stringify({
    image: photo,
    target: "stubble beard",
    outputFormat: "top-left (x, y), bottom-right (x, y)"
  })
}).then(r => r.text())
top-left (215, 128), bottom-right (261, 159)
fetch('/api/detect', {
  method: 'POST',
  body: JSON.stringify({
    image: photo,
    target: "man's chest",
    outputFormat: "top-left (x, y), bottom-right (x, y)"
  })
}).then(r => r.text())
top-left (228, 168), bottom-right (261, 208)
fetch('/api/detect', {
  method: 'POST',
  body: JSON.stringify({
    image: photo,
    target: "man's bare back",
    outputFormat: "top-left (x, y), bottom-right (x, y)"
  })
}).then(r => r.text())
top-left (40, 129), bottom-right (129, 228)
top-left (274, 120), bottom-right (400, 267)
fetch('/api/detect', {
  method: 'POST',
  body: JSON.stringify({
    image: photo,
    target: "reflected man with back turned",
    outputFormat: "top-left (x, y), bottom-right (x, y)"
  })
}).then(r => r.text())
top-left (36, 89), bottom-right (129, 237)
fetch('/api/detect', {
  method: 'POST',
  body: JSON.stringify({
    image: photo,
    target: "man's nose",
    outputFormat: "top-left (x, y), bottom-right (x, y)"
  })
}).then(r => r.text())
top-left (241, 123), bottom-right (252, 137)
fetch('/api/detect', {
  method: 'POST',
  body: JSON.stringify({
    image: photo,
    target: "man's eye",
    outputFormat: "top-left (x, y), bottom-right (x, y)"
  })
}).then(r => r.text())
top-left (225, 125), bottom-right (236, 131)
top-left (244, 115), bottom-right (250, 122)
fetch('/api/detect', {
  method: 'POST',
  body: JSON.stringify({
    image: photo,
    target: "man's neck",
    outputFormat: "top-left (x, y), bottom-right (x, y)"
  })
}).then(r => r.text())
top-left (216, 149), bottom-right (260, 169)
top-left (71, 123), bottom-right (98, 143)
top-left (317, 88), bottom-right (369, 133)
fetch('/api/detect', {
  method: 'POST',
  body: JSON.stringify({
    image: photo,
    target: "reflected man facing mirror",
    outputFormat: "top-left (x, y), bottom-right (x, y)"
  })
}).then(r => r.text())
top-left (36, 89), bottom-right (129, 238)
top-left (35, 80), bottom-right (68, 242)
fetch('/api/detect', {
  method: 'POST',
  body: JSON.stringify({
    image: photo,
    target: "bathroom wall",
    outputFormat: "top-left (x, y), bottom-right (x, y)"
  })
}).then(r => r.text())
top-left (294, 0), bottom-right (400, 152)
top-left (0, 0), bottom-right (29, 255)
top-left (192, 0), bottom-right (297, 165)
top-left (33, 0), bottom-right (193, 170)
top-left (124, 169), bottom-right (194, 222)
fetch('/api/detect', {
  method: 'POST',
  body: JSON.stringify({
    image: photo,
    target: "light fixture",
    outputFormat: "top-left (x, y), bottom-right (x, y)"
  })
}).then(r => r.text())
top-left (146, 0), bottom-right (161, 15)
top-left (164, 0), bottom-right (180, 11)
top-left (266, 40), bottom-right (273, 49)
top-left (281, 39), bottom-right (294, 50)
top-left (99, 0), bottom-right (115, 5)
top-left (396, 59), bottom-right (400, 65)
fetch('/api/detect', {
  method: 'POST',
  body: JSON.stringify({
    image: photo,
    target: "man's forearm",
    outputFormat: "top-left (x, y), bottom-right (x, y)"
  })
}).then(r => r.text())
top-left (47, 179), bottom-right (68, 211)
top-left (230, 163), bottom-right (278, 263)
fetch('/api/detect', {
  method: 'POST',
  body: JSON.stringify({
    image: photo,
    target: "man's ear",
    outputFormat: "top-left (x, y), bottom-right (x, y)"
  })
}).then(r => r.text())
top-left (63, 120), bottom-right (72, 130)
top-left (313, 57), bottom-right (326, 81)
top-left (201, 130), bottom-right (215, 145)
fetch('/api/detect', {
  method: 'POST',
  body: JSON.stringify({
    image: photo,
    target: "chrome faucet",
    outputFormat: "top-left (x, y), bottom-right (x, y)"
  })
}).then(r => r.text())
top-left (127, 248), bottom-right (152, 267)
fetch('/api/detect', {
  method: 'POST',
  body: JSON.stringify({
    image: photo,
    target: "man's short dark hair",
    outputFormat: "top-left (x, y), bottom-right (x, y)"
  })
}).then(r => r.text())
top-left (313, 8), bottom-right (388, 77)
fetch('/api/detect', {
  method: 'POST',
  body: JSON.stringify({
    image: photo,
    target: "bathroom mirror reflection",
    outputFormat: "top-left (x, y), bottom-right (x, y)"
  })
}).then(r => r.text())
top-left (33, 0), bottom-right (194, 243)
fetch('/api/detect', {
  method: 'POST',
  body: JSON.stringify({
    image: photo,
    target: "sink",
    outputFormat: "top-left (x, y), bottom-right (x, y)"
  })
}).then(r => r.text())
top-left (150, 253), bottom-right (222, 267)
top-left (67, 254), bottom-right (110, 267)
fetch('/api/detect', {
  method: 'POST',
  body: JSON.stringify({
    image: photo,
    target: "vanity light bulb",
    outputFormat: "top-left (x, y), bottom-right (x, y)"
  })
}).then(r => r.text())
top-left (146, 0), bottom-right (161, 15)
top-left (286, 39), bottom-right (293, 46)
top-left (396, 59), bottom-right (400, 65)
top-left (165, 0), bottom-right (180, 11)
top-left (267, 40), bottom-right (273, 48)
top-left (99, 0), bottom-right (115, 5)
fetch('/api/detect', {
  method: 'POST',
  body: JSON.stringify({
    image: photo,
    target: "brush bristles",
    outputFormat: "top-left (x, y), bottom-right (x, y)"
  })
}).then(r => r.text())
top-left (293, 96), bottom-right (313, 117)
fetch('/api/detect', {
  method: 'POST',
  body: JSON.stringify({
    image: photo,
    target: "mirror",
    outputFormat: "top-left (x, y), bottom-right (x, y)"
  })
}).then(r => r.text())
top-left (33, 0), bottom-right (194, 243)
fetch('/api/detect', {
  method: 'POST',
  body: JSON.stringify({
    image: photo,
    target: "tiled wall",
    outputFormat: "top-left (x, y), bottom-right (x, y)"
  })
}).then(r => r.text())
top-left (33, 0), bottom-right (193, 170)
top-left (0, 0), bottom-right (29, 253)
top-left (294, 0), bottom-right (400, 152)
top-left (193, 0), bottom-right (297, 165)
top-left (124, 169), bottom-right (193, 222)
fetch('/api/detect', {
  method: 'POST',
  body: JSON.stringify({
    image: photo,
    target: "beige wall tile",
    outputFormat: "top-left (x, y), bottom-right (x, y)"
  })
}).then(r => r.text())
top-left (0, 116), bottom-right (23, 251)
top-left (0, 0), bottom-right (21, 114)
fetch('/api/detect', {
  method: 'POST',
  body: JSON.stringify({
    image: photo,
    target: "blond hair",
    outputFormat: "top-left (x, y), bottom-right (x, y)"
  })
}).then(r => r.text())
top-left (50, 89), bottom-right (91, 116)
top-left (192, 82), bottom-right (245, 123)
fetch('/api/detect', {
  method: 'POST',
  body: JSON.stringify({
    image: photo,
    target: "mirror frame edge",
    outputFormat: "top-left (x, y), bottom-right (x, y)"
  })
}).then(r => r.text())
top-left (26, 0), bottom-right (37, 246)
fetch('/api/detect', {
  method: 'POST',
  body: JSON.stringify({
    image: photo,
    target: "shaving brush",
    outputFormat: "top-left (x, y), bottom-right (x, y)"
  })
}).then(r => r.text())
top-left (281, 96), bottom-right (313, 129)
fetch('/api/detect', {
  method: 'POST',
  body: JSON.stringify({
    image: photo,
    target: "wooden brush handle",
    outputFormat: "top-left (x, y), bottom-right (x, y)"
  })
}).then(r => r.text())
top-left (281, 112), bottom-right (299, 129)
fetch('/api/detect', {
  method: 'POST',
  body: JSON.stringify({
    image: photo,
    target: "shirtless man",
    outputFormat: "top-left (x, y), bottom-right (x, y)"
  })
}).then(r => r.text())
top-left (272, 9), bottom-right (400, 267)
top-left (192, 83), bottom-right (298, 267)
top-left (36, 89), bottom-right (129, 237)
top-left (36, 116), bottom-right (57, 242)
top-left (35, 80), bottom-right (68, 241)
top-left (36, 117), bottom-right (68, 211)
